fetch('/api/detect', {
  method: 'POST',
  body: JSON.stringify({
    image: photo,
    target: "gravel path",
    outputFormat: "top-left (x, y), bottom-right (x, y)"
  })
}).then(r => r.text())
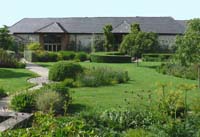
top-left (26, 62), bottom-right (50, 90)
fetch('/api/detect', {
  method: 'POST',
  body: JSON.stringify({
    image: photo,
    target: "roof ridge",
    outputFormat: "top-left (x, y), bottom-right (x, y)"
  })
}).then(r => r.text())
top-left (113, 20), bottom-right (130, 30)
top-left (20, 16), bottom-right (175, 19)
top-left (35, 22), bottom-right (66, 33)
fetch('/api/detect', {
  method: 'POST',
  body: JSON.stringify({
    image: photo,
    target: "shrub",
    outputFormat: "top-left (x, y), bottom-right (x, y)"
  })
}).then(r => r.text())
top-left (142, 53), bottom-right (173, 62)
top-left (2, 113), bottom-right (98, 137)
top-left (91, 35), bottom-right (104, 52)
top-left (48, 52), bottom-right (58, 61)
top-left (77, 67), bottom-right (129, 87)
top-left (0, 87), bottom-right (7, 99)
top-left (91, 52), bottom-right (131, 63)
top-left (36, 83), bottom-right (72, 113)
top-left (15, 62), bottom-right (26, 68)
top-left (10, 92), bottom-right (35, 113)
top-left (27, 43), bottom-right (42, 51)
top-left (35, 51), bottom-right (58, 62)
top-left (58, 51), bottom-right (76, 60)
top-left (62, 78), bottom-right (76, 88)
top-left (0, 49), bottom-right (24, 68)
top-left (36, 90), bottom-right (64, 114)
top-left (157, 90), bottom-right (185, 118)
top-left (124, 129), bottom-right (153, 137)
top-left (48, 83), bottom-right (71, 99)
top-left (49, 61), bottom-right (83, 81)
top-left (75, 52), bottom-right (88, 62)
top-left (157, 63), bottom-right (198, 80)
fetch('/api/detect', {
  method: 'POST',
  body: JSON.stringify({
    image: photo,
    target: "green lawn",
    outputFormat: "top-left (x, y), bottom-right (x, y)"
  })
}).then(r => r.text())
top-left (0, 68), bottom-right (37, 93)
top-left (36, 61), bottom-right (199, 113)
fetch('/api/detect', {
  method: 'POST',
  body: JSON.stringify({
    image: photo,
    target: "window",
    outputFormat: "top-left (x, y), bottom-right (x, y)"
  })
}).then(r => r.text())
top-left (44, 43), bottom-right (61, 52)
top-left (43, 34), bottom-right (62, 51)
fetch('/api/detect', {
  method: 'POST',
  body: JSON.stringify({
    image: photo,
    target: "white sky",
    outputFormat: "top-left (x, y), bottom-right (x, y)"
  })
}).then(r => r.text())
top-left (0, 0), bottom-right (199, 27)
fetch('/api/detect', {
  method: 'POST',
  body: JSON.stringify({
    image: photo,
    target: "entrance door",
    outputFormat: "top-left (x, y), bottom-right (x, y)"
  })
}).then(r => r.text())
top-left (43, 34), bottom-right (62, 51)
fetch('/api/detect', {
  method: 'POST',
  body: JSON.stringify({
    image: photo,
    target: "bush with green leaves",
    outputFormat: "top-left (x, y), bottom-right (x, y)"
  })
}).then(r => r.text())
top-left (49, 61), bottom-right (84, 81)
top-left (75, 52), bottom-right (88, 61)
top-left (58, 51), bottom-right (76, 60)
top-left (27, 42), bottom-right (42, 51)
top-left (0, 26), bottom-right (14, 51)
top-left (77, 67), bottom-right (129, 87)
top-left (34, 51), bottom-right (58, 62)
top-left (10, 92), bottom-right (36, 113)
top-left (62, 78), bottom-right (76, 88)
top-left (174, 19), bottom-right (200, 66)
top-left (157, 63), bottom-right (198, 80)
top-left (103, 24), bottom-right (115, 51)
top-left (0, 49), bottom-right (25, 68)
top-left (36, 90), bottom-right (64, 114)
top-left (120, 24), bottom-right (159, 59)
top-left (124, 129), bottom-right (153, 137)
top-left (1, 112), bottom-right (98, 137)
top-left (0, 87), bottom-right (7, 99)
top-left (99, 109), bottom-right (158, 131)
top-left (35, 83), bottom-right (71, 114)
top-left (91, 35), bottom-right (104, 52)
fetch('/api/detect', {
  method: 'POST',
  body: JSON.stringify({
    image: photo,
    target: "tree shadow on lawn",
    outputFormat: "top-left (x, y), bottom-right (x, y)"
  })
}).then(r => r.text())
top-left (0, 69), bottom-right (33, 79)
top-left (68, 103), bottom-right (88, 114)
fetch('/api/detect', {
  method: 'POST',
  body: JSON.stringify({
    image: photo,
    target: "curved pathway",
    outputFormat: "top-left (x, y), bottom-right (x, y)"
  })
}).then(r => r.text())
top-left (0, 62), bottom-right (47, 131)
top-left (26, 62), bottom-right (50, 90)
top-left (0, 62), bottom-right (50, 111)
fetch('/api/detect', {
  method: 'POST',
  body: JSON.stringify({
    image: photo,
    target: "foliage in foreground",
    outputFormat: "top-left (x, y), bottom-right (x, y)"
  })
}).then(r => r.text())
top-left (174, 19), bottom-right (200, 66)
top-left (10, 91), bottom-right (36, 113)
top-left (5, 84), bottom-right (200, 137)
top-left (10, 83), bottom-right (71, 114)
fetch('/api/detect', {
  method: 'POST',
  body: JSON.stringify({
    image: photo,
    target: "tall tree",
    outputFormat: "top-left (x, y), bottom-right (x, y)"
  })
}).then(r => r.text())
top-left (0, 26), bottom-right (14, 50)
top-left (103, 24), bottom-right (115, 51)
top-left (120, 23), bottom-right (158, 62)
top-left (175, 19), bottom-right (200, 66)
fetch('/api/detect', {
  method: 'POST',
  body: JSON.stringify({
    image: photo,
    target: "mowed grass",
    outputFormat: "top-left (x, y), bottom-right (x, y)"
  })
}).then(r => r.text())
top-left (0, 68), bottom-right (37, 93)
top-left (36, 61), bottom-right (200, 113)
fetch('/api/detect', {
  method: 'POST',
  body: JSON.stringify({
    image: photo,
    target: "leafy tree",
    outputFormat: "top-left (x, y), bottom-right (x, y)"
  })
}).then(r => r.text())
top-left (91, 35), bottom-right (104, 52)
top-left (175, 19), bottom-right (200, 66)
top-left (27, 42), bottom-right (43, 51)
top-left (130, 23), bottom-right (141, 33)
top-left (103, 24), bottom-right (115, 51)
top-left (0, 26), bottom-right (14, 50)
top-left (120, 23), bottom-right (158, 60)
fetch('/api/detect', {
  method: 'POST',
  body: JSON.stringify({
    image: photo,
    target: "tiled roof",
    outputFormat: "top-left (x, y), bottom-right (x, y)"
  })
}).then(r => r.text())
top-left (176, 20), bottom-right (187, 31)
top-left (112, 20), bottom-right (131, 33)
top-left (36, 22), bottom-right (66, 33)
top-left (9, 17), bottom-right (185, 34)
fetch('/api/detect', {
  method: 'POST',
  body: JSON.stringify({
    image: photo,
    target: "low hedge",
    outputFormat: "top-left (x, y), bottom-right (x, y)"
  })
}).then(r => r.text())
top-left (142, 53), bottom-right (173, 62)
top-left (90, 52), bottom-right (131, 63)
top-left (24, 50), bottom-right (88, 62)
